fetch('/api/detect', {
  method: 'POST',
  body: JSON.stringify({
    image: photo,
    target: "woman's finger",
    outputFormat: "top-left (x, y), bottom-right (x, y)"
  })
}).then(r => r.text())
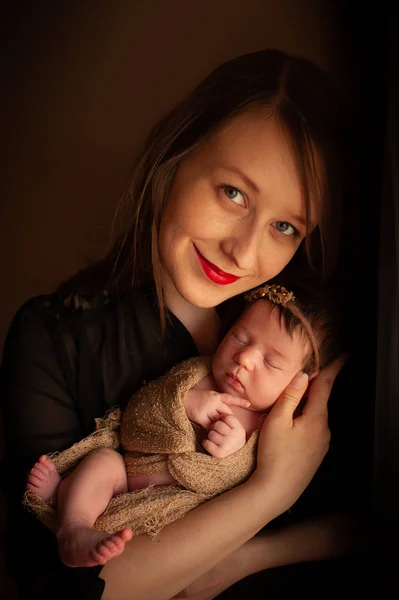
top-left (269, 371), bottom-right (309, 419)
top-left (303, 355), bottom-right (346, 417)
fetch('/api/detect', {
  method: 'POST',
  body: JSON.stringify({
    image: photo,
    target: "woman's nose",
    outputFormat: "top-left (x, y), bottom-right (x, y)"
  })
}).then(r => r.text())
top-left (220, 223), bottom-right (261, 272)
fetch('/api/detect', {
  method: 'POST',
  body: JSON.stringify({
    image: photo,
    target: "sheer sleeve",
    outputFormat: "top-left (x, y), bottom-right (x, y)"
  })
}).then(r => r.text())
top-left (1, 301), bottom-right (83, 484)
top-left (0, 300), bottom-right (105, 599)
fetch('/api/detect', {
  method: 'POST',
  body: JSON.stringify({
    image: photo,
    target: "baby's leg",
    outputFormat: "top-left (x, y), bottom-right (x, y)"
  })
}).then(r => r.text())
top-left (56, 447), bottom-right (132, 567)
top-left (127, 471), bottom-right (177, 491)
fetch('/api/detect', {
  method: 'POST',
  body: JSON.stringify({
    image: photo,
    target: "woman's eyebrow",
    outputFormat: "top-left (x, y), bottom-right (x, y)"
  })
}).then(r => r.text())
top-left (216, 164), bottom-right (260, 194)
top-left (287, 212), bottom-right (316, 230)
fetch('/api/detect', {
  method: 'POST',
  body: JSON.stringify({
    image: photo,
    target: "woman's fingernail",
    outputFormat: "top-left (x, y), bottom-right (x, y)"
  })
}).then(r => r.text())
top-left (292, 372), bottom-right (309, 389)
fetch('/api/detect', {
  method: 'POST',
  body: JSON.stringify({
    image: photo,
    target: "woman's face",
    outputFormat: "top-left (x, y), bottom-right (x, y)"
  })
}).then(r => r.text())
top-left (159, 108), bottom-right (318, 308)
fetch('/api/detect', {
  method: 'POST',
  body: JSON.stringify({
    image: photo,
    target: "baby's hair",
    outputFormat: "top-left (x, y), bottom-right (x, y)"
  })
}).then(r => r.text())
top-left (269, 300), bottom-right (339, 374)
top-left (244, 284), bottom-right (343, 375)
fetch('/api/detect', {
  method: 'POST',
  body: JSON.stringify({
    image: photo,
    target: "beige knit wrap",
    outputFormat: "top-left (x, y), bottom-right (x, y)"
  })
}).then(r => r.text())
top-left (23, 357), bottom-right (259, 537)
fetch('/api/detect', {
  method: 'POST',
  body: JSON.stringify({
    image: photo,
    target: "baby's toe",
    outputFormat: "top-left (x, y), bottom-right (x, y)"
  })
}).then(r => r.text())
top-left (32, 464), bottom-right (49, 478)
top-left (27, 474), bottom-right (43, 487)
top-left (110, 535), bottom-right (124, 549)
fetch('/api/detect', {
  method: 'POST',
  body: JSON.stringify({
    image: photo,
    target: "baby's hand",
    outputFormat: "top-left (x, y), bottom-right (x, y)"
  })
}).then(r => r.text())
top-left (185, 389), bottom-right (250, 431)
top-left (202, 414), bottom-right (247, 458)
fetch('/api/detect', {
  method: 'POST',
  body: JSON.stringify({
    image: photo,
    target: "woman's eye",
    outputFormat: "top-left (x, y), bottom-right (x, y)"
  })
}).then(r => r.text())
top-left (222, 185), bottom-right (246, 207)
top-left (273, 221), bottom-right (299, 237)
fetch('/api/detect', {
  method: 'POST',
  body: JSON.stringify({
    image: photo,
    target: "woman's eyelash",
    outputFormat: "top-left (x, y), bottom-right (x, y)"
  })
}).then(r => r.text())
top-left (290, 225), bottom-right (301, 238)
top-left (273, 221), bottom-right (302, 238)
top-left (220, 185), bottom-right (246, 206)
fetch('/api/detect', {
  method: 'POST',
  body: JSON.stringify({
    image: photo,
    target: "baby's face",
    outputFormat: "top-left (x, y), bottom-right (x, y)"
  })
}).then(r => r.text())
top-left (212, 301), bottom-right (310, 411)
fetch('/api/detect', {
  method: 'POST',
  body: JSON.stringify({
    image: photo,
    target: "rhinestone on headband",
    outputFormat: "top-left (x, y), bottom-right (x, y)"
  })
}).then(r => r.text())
top-left (244, 284), bottom-right (295, 306)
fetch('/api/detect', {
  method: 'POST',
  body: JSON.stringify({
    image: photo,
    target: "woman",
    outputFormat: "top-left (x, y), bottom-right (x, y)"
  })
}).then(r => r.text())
top-left (0, 49), bottom-right (355, 600)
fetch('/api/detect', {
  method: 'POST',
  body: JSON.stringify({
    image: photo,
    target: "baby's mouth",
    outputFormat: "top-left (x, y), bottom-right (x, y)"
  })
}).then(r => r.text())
top-left (226, 371), bottom-right (244, 390)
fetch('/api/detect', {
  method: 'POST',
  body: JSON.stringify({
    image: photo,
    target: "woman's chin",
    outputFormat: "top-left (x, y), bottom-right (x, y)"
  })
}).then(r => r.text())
top-left (170, 279), bottom-right (224, 309)
top-left (180, 287), bottom-right (234, 309)
top-left (162, 261), bottom-right (256, 309)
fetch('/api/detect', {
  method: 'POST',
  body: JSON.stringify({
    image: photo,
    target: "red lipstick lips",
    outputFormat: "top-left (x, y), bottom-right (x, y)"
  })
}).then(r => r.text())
top-left (194, 245), bottom-right (241, 285)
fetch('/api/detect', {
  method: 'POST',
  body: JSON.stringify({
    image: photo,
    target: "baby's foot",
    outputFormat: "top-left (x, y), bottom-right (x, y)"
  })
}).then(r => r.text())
top-left (26, 455), bottom-right (61, 503)
top-left (57, 525), bottom-right (132, 567)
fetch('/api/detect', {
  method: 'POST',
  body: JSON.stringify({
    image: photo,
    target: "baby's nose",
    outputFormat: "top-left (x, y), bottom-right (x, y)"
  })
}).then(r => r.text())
top-left (235, 349), bottom-right (255, 370)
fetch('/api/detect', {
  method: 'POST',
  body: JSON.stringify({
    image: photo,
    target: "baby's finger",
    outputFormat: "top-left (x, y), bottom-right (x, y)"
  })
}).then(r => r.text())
top-left (214, 405), bottom-right (233, 419)
top-left (211, 420), bottom-right (231, 435)
top-left (208, 430), bottom-right (224, 445)
top-left (218, 413), bottom-right (240, 429)
top-left (202, 439), bottom-right (223, 457)
top-left (201, 415), bottom-right (213, 430)
top-left (220, 393), bottom-right (251, 409)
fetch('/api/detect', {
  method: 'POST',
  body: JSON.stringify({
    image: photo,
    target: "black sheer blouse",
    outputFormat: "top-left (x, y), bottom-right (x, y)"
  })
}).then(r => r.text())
top-left (0, 284), bottom-right (198, 599)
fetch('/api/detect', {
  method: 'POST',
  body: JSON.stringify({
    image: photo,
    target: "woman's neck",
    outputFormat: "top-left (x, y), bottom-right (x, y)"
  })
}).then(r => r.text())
top-left (162, 274), bottom-right (221, 356)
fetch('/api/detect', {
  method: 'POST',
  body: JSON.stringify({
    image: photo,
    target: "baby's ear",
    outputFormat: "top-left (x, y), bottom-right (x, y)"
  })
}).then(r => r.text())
top-left (308, 370), bottom-right (319, 381)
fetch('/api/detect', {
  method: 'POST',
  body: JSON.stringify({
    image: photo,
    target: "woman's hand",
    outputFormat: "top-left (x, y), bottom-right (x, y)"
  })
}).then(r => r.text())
top-left (251, 357), bottom-right (345, 517)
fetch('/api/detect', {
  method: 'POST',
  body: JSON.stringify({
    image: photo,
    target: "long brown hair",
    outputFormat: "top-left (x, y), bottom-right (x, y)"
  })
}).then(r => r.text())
top-left (59, 49), bottom-right (351, 325)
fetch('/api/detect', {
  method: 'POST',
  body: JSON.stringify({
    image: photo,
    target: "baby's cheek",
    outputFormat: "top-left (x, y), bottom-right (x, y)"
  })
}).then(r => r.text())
top-left (249, 382), bottom-right (279, 411)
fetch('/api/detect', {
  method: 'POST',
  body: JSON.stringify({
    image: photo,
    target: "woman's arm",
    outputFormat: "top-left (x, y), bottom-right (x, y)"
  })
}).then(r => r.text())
top-left (174, 512), bottom-right (363, 599)
top-left (101, 477), bottom-right (276, 600)
top-left (101, 364), bottom-right (343, 600)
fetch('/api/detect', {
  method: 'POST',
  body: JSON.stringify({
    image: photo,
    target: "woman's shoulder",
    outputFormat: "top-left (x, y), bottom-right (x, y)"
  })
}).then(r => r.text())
top-left (2, 286), bottom-right (160, 371)
top-left (8, 286), bottom-right (155, 332)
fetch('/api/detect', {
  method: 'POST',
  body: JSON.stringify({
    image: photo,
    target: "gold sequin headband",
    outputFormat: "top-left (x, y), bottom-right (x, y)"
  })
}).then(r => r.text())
top-left (244, 284), bottom-right (320, 372)
top-left (244, 284), bottom-right (295, 306)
